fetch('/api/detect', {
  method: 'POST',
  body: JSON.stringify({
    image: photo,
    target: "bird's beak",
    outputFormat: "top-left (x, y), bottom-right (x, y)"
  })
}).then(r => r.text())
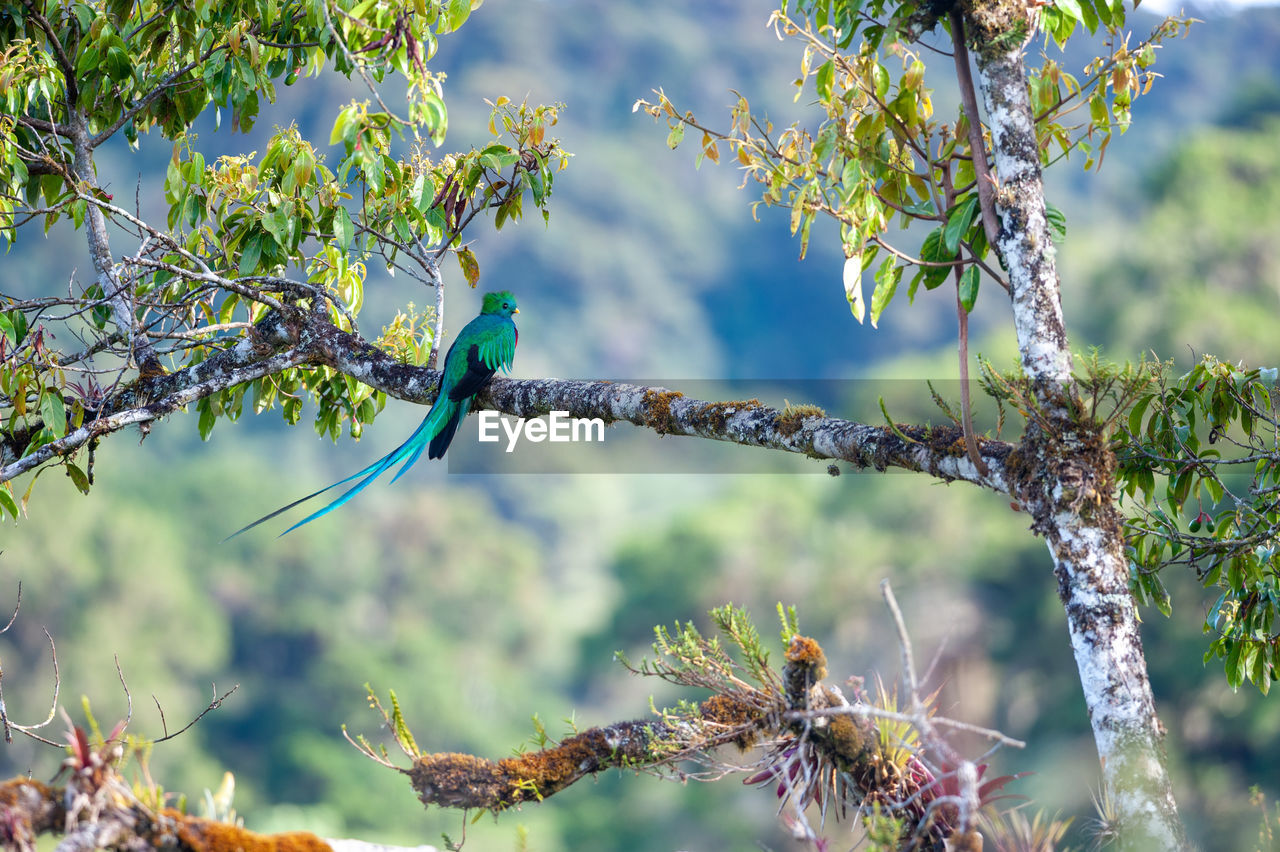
top-left (513, 308), bottom-right (520, 314)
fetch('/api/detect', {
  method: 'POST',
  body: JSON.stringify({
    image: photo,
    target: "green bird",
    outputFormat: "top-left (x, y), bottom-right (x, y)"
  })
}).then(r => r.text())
top-left (229, 290), bottom-right (519, 537)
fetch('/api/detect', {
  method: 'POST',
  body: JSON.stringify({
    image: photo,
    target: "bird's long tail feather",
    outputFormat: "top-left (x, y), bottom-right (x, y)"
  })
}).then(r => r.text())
top-left (225, 399), bottom-right (454, 539)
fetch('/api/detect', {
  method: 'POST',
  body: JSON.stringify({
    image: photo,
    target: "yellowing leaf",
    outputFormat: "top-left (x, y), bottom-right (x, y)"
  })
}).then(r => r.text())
top-left (457, 246), bottom-right (480, 287)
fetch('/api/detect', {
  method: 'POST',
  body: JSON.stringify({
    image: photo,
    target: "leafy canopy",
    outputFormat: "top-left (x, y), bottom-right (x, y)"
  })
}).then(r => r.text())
top-left (0, 0), bottom-right (567, 509)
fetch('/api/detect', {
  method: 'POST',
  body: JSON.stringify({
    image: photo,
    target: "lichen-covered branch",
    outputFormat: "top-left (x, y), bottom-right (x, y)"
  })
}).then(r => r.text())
top-left (311, 320), bottom-right (1015, 490)
top-left (0, 311), bottom-right (306, 482)
top-left (406, 713), bottom-right (745, 811)
top-left (3, 311), bottom-right (1015, 493)
top-left (395, 617), bottom-right (1022, 848)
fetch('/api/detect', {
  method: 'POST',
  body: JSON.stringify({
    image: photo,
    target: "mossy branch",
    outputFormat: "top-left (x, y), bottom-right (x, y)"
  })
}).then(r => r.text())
top-left (3, 311), bottom-right (1014, 496)
top-left (0, 778), bottom-right (340, 852)
top-left (375, 603), bottom-right (1026, 847)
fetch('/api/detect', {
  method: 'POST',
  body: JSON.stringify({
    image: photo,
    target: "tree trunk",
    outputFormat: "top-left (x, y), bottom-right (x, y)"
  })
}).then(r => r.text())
top-left (967, 22), bottom-right (1189, 849)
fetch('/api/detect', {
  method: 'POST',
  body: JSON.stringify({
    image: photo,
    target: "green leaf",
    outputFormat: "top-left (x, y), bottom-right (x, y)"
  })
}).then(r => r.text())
top-left (958, 265), bottom-right (980, 312)
top-left (870, 258), bottom-right (901, 328)
top-left (815, 60), bottom-right (834, 101)
top-left (1054, 0), bottom-right (1085, 22)
top-left (66, 463), bottom-right (91, 495)
top-left (872, 63), bottom-right (890, 100)
top-left (1089, 92), bottom-right (1108, 126)
top-left (105, 45), bottom-right (132, 82)
top-left (1127, 394), bottom-right (1152, 436)
top-left (918, 228), bottom-right (953, 291)
top-left (1046, 202), bottom-right (1067, 240)
top-left (0, 487), bottom-right (16, 519)
top-left (666, 122), bottom-right (685, 150)
top-left (333, 207), bottom-right (354, 250)
top-left (445, 0), bottom-right (472, 31)
top-left (943, 196), bottom-right (978, 255)
top-left (1226, 640), bottom-right (1244, 689)
top-left (330, 105), bottom-right (356, 147)
top-left (239, 232), bottom-right (262, 276)
top-left (40, 392), bottom-right (66, 439)
top-left (198, 398), bottom-right (216, 440)
top-left (1079, 0), bottom-right (1100, 31)
top-left (422, 92), bottom-right (448, 146)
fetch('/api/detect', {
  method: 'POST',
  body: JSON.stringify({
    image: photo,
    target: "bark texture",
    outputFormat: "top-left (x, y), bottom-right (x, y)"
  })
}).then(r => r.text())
top-left (965, 7), bottom-right (1187, 847)
top-left (2, 310), bottom-right (1014, 490)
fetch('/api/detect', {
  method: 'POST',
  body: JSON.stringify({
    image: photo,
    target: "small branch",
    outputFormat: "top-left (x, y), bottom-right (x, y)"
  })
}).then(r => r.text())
top-left (152, 683), bottom-right (239, 744)
top-left (950, 11), bottom-right (1001, 253)
top-left (955, 276), bottom-right (988, 476)
top-left (67, 113), bottom-right (165, 377)
top-left (19, 0), bottom-right (78, 106)
top-left (5, 628), bottom-right (62, 746)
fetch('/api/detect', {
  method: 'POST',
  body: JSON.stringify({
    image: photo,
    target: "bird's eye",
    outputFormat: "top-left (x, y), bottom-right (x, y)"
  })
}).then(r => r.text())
top-left (503, 302), bottom-right (510, 309)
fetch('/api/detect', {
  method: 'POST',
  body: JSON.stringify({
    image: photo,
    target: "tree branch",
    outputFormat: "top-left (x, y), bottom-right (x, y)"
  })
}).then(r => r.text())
top-left (308, 319), bottom-right (1014, 490)
top-left (949, 10), bottom-right (1002, 252)
top-left (3, 310), bottom-right (1014, 492)
top-left (0, 312), bottom-right (304, 480)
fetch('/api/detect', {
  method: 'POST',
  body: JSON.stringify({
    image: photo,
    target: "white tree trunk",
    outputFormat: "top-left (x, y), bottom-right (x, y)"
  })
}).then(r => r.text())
top-left (972, 38), bottom-right (1188, 850)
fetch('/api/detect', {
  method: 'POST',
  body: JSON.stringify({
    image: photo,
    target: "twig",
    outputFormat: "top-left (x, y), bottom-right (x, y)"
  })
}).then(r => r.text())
top-left (152, 683), bottom-right (239, 744)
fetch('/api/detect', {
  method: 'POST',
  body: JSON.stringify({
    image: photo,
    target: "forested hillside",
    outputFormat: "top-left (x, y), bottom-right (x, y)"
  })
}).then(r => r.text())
top-left (3, 1), bottom-right (1280, 849)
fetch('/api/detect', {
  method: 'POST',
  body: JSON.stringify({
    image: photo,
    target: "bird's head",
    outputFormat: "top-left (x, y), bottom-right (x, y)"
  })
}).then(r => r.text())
top-left (481, 290), bottom-right (519, 318)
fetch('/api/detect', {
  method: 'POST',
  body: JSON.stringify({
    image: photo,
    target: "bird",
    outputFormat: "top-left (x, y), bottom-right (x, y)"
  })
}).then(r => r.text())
top-left (227, 290), bottom-right (519, 538)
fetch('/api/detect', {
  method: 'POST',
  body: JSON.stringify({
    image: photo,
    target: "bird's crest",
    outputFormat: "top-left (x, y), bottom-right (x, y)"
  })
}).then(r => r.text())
top-left (481, 291), bottom-right (518, 315)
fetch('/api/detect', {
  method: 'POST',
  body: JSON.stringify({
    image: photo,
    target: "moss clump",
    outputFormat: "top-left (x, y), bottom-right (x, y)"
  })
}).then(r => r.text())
top-left (642, 389), bottom-right (684, 434)
top-left (826, 705), bottom-right (875, 765)
top-left (699, 694), bottom-right (765, 750)
top-left (776, 402), bottom-right (826, 437)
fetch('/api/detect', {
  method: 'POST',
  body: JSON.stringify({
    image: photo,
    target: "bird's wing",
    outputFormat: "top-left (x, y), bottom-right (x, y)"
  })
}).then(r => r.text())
top-left (447, 340), bottom-right (500, 401)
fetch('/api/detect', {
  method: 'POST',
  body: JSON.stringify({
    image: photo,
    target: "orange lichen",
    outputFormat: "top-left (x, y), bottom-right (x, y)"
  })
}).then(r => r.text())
top-left (783, 635), bottom-right (829, 709)
top-left (407, 752), bottom-right (508, 809)
top-left (785, 635), bottom-right (828, 681)
top-left (0, 779), bottom-right (61, 846)
top-left (642, 390), bottom-right (685, 434)
top-left (154, 810), bottom-right (332, 852)
top-left (687, 398), bottom-right (764, 433)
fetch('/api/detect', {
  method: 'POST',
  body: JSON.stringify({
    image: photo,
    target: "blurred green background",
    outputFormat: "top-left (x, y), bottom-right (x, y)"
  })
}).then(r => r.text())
top-left (4, 1), bottom-right (1280, 848)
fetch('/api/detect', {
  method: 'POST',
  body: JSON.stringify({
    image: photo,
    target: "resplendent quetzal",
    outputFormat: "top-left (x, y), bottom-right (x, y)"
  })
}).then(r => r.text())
top-left (229, 290), bottom-right (519, 537)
